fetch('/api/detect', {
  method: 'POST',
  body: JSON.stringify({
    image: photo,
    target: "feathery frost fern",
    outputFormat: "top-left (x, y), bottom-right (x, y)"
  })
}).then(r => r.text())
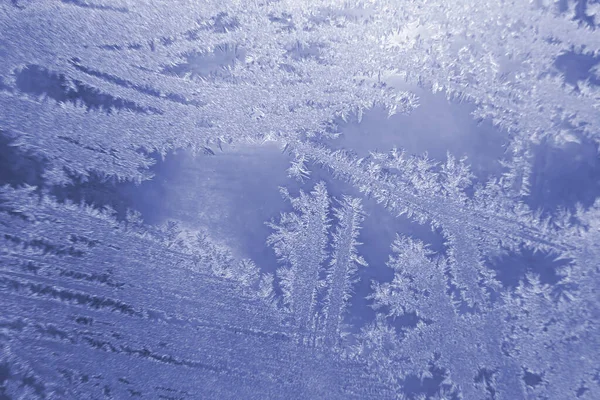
top-left (1, 0), bottom-right (600, 399)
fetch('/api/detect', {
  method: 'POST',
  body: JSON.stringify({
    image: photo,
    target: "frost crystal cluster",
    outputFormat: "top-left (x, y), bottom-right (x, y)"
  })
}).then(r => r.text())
top-left (1, 0), bottom-right (599, 399)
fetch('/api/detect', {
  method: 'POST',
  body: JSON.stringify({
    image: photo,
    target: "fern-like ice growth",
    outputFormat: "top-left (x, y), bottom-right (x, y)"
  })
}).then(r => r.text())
top-left (0, 184), bottom-right (391, 399)
top-left (0, 0), bottom-right (417, 184)
top-left (322, 196), bottom-right (366, 347)
top-left (267, 182), bottom-right (331, 338)
top-left (2, 0), bottom-right (600, 398)
top-left (359, 235), bottom-right (524, 399)
top-left (267, 184), bottom-right (369, 347)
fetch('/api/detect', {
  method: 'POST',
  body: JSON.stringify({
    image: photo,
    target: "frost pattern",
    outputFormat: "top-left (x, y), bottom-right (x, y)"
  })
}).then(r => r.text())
top-left (267, 183), bottom-right (366, 346)
top-left (1, 0), bottom-right (600, 399)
